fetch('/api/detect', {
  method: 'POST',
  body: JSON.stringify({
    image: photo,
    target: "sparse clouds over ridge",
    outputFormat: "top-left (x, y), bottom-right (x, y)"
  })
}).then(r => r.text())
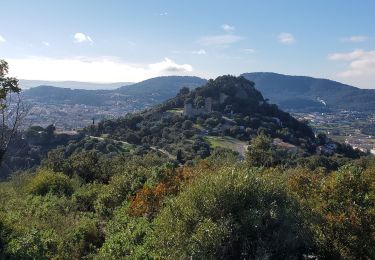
top-left (192, 49), bottom-right (207, 55)
top-left (7, 56), bottom-right (193, 83)
top-left (278, 32), bottom-right (295, 45)
top-left (241, 48), bottom-right (255, 54)
top-left (197, 24), bottom-right (242, 47)
top-left (198, 34), bottom-right (242, 46)
top-left (0, 35), bottom-right (6, 43)
top-left (222, 24), bottom-right (235, 32)
top-left (341, 35), bottom-right (368, 43)
top-left (329, 49), bottom-right (375, 88)
top-left (74, 32), bottom-right (93, 44)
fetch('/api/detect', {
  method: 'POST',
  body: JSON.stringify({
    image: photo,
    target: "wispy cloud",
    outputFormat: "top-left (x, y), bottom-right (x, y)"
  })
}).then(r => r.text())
top-left (0, 35), bottom-right (6, 43)
top-left (241, 48), bottom-right (256, 54)
top-left (7, 56), bottom-right (193, 82)
top-left (198, 34), bottom-right (242, 46)
top-left (159, 12), bottom-right (168, 16)
top-left (278, 32), bottom-right (295, 45)
top-left (222, 24), bottom-right (235, 32)
top-left (328, 49), bottom-right (368, 61)
top-left (341, 35), bottom-right (368, 43)
top-left (329, 49), bottom-right (375, 88)
top-left (42, 41), bottom-right (50, 47)
top-left (74, 32), bottom-right (93, 44)
top-left (192, 49), bottom-right (207, 55)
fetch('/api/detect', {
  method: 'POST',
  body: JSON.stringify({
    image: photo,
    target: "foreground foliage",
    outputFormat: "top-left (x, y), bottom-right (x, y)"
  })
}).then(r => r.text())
top-left (0, 147), bottom-right (374, 259)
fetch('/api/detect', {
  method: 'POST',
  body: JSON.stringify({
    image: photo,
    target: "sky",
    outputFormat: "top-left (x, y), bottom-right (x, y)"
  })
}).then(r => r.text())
top-left (1, 0), bottom-right (375, 88)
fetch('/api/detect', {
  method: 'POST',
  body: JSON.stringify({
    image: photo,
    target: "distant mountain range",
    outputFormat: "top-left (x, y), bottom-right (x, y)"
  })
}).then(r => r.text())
top-left (241, 72), bottom-right (375, 111)
top-left (20, 80), bottom-right (133, 90)
top-left (23, 76), bottom-right (207, 107)
top-left (22, 73), bottom-right (375, 111)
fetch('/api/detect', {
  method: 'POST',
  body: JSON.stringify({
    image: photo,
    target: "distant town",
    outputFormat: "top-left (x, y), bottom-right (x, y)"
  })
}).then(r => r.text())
top-left (292, 110), bottom-right (375, 155)
top-left (23, 97), bottom-right (156, 130)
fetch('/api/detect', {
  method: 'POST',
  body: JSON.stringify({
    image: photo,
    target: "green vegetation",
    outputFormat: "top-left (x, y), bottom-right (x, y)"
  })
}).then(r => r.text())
top-left (0, 147), bottom-right (374, 259)
top-left (204, 135), bottom-right (246, 155)
top-left (1, 75), bottom-right (373, 258)
top-left (86, 75), bottom-right (317, 163)
top-left (0, 59), bottom-right (23, 166)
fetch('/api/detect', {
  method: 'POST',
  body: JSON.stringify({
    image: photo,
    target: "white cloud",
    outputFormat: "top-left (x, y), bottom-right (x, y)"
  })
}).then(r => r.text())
top-left (341, 35), bottom-right (368, 43)
top-left (42, 41), bottom-right (50, 47)
top-left (278, 32), bottom-right (295, 45)
top-left (6, 56), bottom-right (193, 83)
top-left (74, 32), bottom-right (93, 44)
top-left (222, 24), bottom-right (235, 32)
top-left (329, 49), bottom-right (375, 88)
top-left (0, 35), bottom-right (6, 43)
top-left (149, 58), bottom-right (192, 73)
top-left (328, 49), bottom-right (367, 61)
top-left (192, 49), bottom-right (207, 55)
top-left (198, 34), bottom-right (242, 46)
top-left (159, 12), bottom-right (168, 16)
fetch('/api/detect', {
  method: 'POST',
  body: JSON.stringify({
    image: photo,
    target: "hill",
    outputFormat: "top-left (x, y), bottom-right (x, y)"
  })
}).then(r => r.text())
top-left (19, 79), bottom-right (132, 90)
top-left (242, 72), bottom-right (375, 111)
top-left (23, 76), bottom-right (207, 106)
top-left (86, 75), bottom-right (318, 162)
top-left (23, 85), bottom-right (108, 106)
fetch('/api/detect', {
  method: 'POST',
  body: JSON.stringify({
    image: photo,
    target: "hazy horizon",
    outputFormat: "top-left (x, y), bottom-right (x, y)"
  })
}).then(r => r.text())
top-left (19, 71), bottom-right (373, 91)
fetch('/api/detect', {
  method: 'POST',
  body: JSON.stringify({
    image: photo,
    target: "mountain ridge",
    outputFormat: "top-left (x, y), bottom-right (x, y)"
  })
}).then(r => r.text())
top-left (242, 72), bottom-right (375, 111)
top-left (22, 73), bottom-right (375, 111)
top-left (20, 79), bottom-right (133, 90)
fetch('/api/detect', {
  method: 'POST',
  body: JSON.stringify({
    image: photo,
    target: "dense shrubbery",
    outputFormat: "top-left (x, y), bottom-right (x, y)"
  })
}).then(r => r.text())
top-left (0, 146), bottom-right (374, 259)
top-left (151, 166), bottom-right (311, 259)
top-left (27, 170), bottom-right (74, 196)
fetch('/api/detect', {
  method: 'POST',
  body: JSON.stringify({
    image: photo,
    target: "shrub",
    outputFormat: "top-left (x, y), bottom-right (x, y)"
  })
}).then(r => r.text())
top-left (27, 170), bottom-right (74, 196)
top-left (151, 166), bottom-right (312, 259)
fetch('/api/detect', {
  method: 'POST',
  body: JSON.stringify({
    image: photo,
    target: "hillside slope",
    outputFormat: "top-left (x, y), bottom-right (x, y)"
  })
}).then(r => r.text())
top-left (242, 72), bottom-right (375, 111)
top-left (23, 76), bottom-right (207, 107)
top-left (87, 75), bottom-right (317, 161)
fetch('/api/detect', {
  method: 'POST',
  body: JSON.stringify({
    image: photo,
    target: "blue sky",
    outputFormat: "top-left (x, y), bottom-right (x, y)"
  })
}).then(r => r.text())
top-left (1, 0), bottom-right (375, 88)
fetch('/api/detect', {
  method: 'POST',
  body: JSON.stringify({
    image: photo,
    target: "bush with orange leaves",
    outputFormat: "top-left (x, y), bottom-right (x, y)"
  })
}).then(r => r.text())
top-left (129, 160), bottom-right (215, 218)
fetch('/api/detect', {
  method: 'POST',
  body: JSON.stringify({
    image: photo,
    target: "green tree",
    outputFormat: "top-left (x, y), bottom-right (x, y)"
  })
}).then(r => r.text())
top-left (246, 134), bottom-right (285, 167)
top-left (0, 60), bottom-right (25, 164)
top-left (151, 167), bottom-right (312, 259)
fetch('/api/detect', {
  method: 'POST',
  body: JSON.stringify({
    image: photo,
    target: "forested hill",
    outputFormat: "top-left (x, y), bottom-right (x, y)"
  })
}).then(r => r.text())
top-left (5, 75), bottom-right (362, 179)
top-left (23, 76), bottom-right (207, 106)
top-left (87, 75), bottom-right (318, 162)
top-left (242, 72), bottom-right (375, 111)
top-left (117, 76), bottom-right (206, 96)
